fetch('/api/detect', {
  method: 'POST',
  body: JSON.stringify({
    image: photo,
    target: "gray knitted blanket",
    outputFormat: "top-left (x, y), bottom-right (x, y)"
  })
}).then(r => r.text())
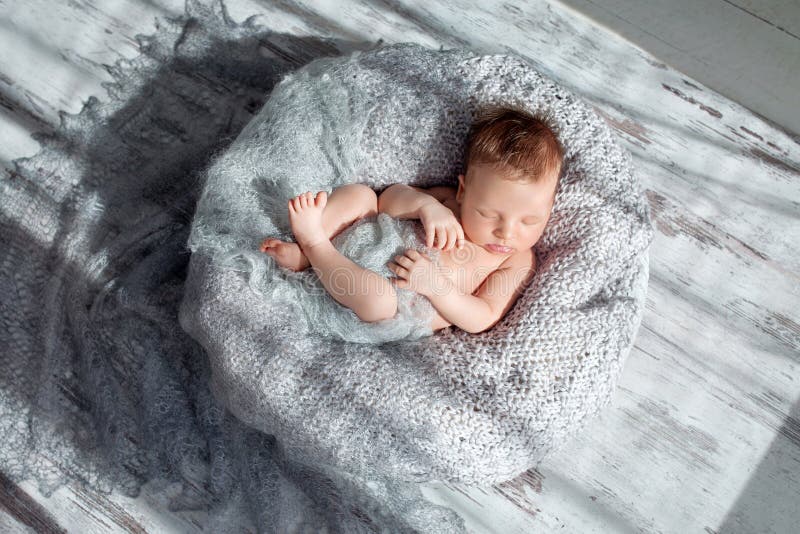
top-left (0, 1), bottom-right (652, 531)
top-left (182, 37), bottom-right (654, 485)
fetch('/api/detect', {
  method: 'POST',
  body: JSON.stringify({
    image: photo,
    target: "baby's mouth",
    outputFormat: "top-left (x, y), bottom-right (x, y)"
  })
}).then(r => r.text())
top-left (485, 243), bottom-right (513, 253)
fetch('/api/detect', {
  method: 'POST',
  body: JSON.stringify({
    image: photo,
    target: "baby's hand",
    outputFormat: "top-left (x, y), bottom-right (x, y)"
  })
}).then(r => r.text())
top-left (387, 249), bottom-right (447, 297)
top-left (418, 202), bottom-right (465, 251)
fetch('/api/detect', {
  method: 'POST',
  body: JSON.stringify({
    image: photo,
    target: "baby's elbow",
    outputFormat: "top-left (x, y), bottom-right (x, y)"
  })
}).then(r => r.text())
top-left (472, 310), bottom-right (501, 334)
top-left (376, 187), bottom-right (393, 213)
top-left (470, 323), bottom-right (494, 335)
top-left (376, 184), bottom-right (406, 213)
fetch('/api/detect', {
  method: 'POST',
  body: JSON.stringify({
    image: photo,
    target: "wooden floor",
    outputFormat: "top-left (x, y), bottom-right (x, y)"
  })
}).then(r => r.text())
top-left (1, 0), bottom-right (798, 532)
top-left (559, 0), bottom-right (800, 136)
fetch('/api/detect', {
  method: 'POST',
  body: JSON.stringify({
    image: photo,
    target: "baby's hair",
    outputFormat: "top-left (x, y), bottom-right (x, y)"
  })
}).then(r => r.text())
top-left (465, 105), bottom-right (564, 184)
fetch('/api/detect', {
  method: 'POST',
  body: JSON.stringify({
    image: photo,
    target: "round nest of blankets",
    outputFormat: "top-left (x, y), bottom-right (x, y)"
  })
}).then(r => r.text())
top-left (179, 42), bottom-right (654, 485)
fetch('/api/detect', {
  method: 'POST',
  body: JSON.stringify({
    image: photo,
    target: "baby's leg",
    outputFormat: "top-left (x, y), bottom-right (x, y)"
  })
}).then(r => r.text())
top-left (261, 184), bottom-right (378, 271)
top-left (288, 190), bottom-right (397, 323)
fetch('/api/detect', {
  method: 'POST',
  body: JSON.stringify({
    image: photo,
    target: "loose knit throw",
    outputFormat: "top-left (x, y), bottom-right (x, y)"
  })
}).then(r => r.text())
top-left (0, 1), bottom-right (653, 530)
top-left (2, 2), bottom-right (490, 531)
top-left (180, 39), bottom-right (654, 489)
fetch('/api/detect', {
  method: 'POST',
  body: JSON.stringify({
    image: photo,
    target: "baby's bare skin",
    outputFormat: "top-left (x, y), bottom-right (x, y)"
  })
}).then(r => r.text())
top-left (260, 184), bottom-right (378, 271)
top-left (422, 192), bottom-right (516, 330)
top-left (407, 188), bottom-right (537, 331)
top-left (261, 165), bottom-right (555, 334)
top-left (266, 184), bottom-right (399, 324)
top-left (383, 165), bottom-right (555, 333)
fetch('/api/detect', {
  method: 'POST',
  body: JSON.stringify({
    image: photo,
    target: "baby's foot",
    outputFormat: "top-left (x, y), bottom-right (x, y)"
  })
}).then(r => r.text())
top-left (288, 191), bottom-right (328, 250)
top-left (260, 238), bottom-right (310, 271)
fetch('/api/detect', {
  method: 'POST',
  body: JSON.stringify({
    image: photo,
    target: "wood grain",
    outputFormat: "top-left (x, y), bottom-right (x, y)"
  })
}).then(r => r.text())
top-left (0, 472), bottom-right (66, 534)
top-left (558, 0), bottom-right (800, 134)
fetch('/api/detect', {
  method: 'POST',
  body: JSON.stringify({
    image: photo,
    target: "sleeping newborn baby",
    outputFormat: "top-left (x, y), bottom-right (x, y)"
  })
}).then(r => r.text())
top-left (260, 106), bottom-right (563, 334)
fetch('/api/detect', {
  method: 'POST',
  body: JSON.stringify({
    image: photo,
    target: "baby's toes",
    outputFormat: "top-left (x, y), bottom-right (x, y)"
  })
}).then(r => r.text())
top-left (262, 238), bottom-right (282, 251)
top-left (315, 191), bottom-right (328, 208)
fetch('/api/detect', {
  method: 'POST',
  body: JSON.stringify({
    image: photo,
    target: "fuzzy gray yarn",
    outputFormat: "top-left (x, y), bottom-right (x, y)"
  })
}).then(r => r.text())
top-left (1, 2), bottom-right (480, 531)
top-left (232, 212), bottom-right (440, 344)
top-left (180, 42), bottom-right (654, 485)
top-left (0, 0), bottom-right (652, 528)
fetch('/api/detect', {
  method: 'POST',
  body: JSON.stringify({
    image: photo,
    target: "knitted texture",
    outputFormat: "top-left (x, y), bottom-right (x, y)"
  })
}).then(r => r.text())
top-left (1, 3), bottom-right (479, 530)
top-left (180, 43), bottom-right (654, 484)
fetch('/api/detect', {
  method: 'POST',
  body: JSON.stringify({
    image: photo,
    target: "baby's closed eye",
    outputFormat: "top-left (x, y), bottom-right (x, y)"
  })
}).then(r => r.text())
top-left (477, 209), bottom-right (539, 225)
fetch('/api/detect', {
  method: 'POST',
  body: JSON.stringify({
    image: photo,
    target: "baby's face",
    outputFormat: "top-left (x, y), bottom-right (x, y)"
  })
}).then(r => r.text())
top-left (456, 163), bottom-right (558, 256)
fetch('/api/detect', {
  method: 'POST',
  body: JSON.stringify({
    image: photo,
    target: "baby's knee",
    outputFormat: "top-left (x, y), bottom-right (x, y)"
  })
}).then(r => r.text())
top-left (338, 183), bottom-right (378, 216)
top-left (358, 308), bottom-right (396, 323)
top-left (356, 288), bottom-right (397, 323)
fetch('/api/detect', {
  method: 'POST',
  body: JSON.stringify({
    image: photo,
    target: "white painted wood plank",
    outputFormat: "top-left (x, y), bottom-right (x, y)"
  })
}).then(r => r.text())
top-left (0, 0), bottom-right (274, 160)
top-left (0, 509), bottom-right (37, 534)
top-left (558, 0), bottom-right (800, 135)
top-left (0, 0), bottom-right (175, 161)
top-left (8, 478), bottom-right (207, 533)
top-left (1, 0), bottom-right (797, 533)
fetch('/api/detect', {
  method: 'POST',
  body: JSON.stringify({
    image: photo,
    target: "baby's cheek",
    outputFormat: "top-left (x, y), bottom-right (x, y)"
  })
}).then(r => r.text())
top-left (531, 228), bottom-right (547, 245)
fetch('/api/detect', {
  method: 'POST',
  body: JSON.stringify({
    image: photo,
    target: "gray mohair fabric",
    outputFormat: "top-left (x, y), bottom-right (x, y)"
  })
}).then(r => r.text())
top-left (179, 43), bottom-right (654, 484)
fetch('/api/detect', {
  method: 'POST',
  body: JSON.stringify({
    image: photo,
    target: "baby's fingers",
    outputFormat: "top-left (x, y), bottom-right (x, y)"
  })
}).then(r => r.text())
top-left (425, 226), bottom-right (435, 248)
top-left (444, 228), bottom-right (457, 251)
top-left (456, 228), bottom-right (465, 249)
top-left (428, 226), bottom-right (442, 249)
top-left (436, 226), bottom-right (447, 249)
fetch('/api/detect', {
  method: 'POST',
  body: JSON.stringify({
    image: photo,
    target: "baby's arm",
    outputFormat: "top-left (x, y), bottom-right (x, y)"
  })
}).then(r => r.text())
top-left (426, 250), bottom-right (536, 334)
top-left (424, 280), bottom-right (498, 334)
top-left (378, 184), bottom-right (464, 250)
top-left (376, 184), bottom-right (444, 219)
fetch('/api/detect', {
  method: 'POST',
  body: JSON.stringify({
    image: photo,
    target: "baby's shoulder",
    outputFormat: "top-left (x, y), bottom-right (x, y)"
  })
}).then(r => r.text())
top-left (411, 184), bottom-right (459, 217)
top-left (411, 185), bottom-right (457, 204)
top-left (499, 247), bottom-right (537, 273)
